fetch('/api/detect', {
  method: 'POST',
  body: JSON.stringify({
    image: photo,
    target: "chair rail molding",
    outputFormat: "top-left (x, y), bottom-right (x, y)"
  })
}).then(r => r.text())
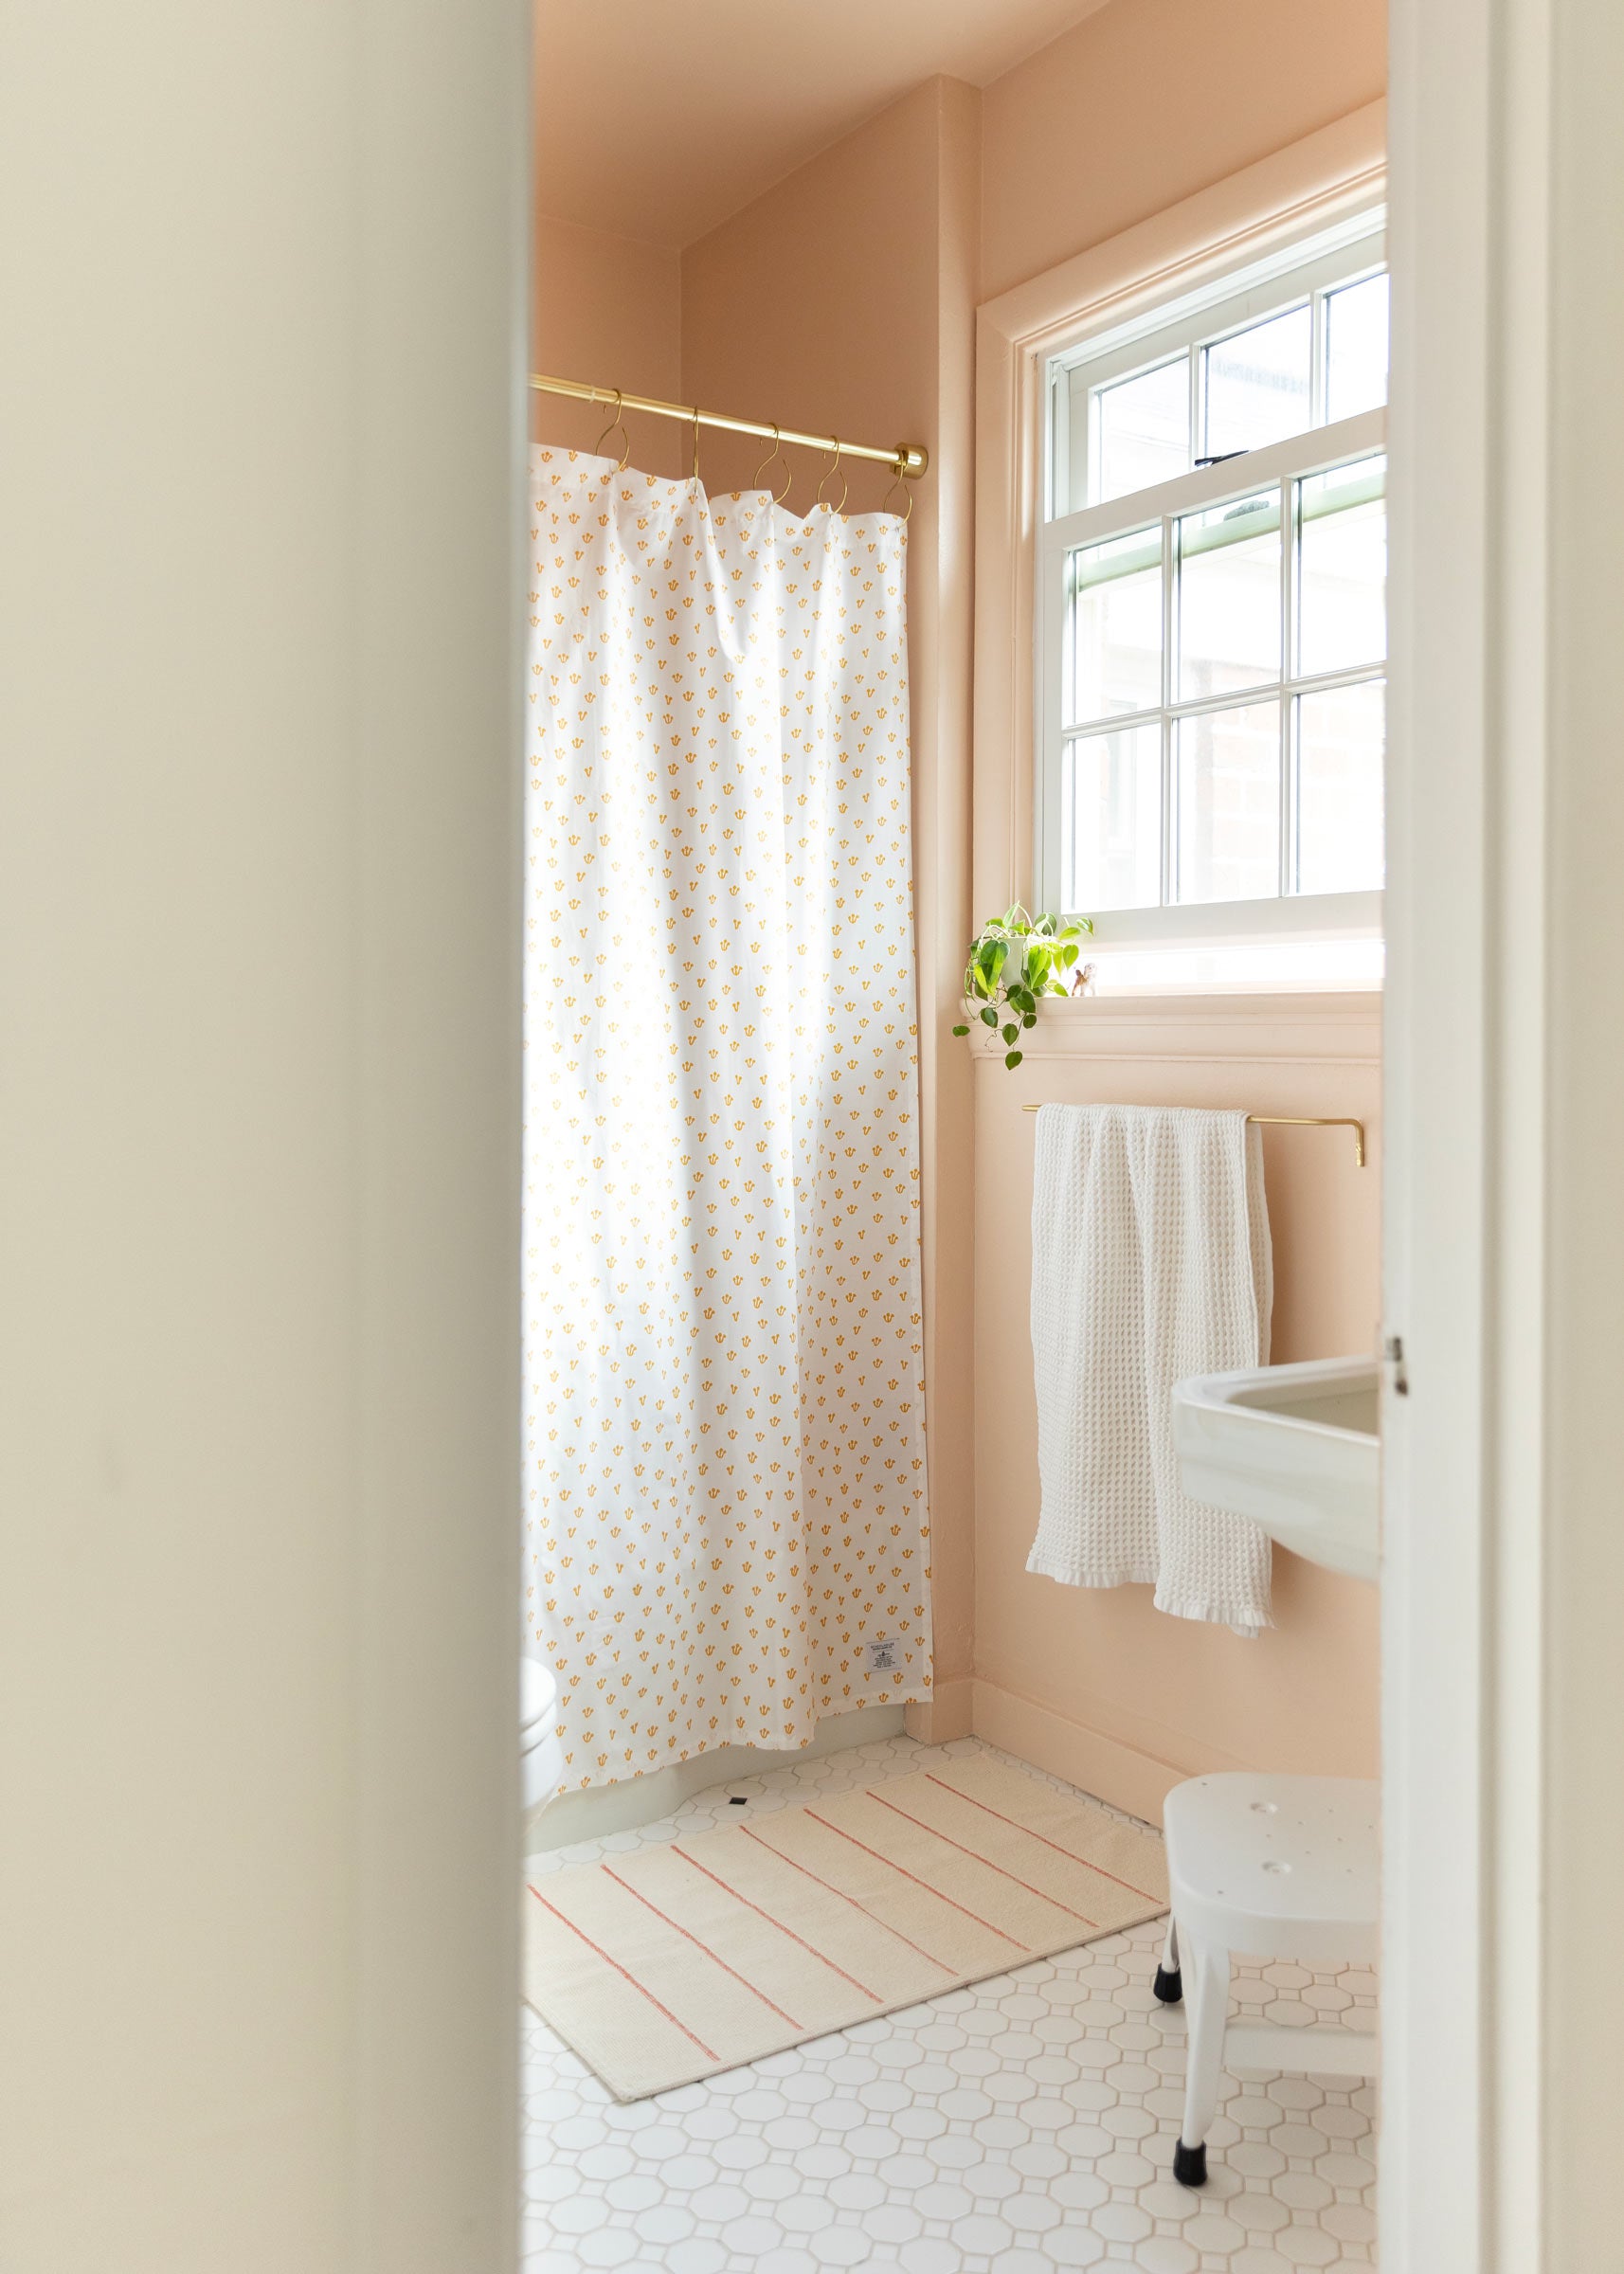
top-left (968, 991), bottom-right (1382, 1066)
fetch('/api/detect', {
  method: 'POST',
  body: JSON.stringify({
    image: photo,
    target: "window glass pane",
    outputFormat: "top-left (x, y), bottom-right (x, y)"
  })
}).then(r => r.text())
top-left (1296, 456), bottom-right (1386, 677)
top-left (1093, 359), bottom-right (1188, 504)
top-left (1063, 721), bottom-right (1163, 912)
top-left (1068, 528), bottom-right (1162, 724)
top-left (1175, 701), bottom-right (1281, 904)
top-left (1177, 490), bottom-right (1281, 700)
top-left (1325, 273), bottom-right (1389, 422)
top-left (1202, 305), bottom-right (1311, 457)
top-left (1294, 680), bottom-right (1385, 893)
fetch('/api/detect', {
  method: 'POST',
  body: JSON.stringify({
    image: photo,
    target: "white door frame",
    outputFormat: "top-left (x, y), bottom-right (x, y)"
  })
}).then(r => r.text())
top-left (1383, 0), bottom-right (1624, 2263)
top-left (0, 3), bottom-right (527, 2267)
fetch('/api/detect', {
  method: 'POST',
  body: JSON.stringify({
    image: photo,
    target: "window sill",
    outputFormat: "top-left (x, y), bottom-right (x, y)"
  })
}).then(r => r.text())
top-left (1080, 967), bottom-right (1385, 1000)
top-left (1073, 928), bottom-right (1384, 998)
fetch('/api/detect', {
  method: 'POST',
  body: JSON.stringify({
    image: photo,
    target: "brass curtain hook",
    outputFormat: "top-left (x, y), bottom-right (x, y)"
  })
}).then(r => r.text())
top-left (881, 451), bottom-right (914, 524)
top-left (816, 437), bottom-right (847, 515)
top-left (690, 405), bottom-right (701, 484)
top-left (594, 388), bottom-right (631, 473)
top-left (753, 422), bottom-right (791, 505)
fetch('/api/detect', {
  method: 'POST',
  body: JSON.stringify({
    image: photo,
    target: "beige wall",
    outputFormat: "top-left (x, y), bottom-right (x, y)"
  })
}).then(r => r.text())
top-left (532, 211), bottom-right (683, 474)
top-left (682, 78), bottom-right (981, 1708)
top-left (2, 0), bottom-right (523, 2264)
top-left (981, 0), bottom-right (1388, 298)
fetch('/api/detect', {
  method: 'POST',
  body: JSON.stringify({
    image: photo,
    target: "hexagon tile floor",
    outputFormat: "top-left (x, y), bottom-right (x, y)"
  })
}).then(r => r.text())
top-left (523, 1734), bottom-right (1379, 2272)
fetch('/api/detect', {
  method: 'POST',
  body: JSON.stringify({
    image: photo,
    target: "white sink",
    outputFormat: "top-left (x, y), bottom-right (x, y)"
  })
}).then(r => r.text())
top-left (1171, 1355), bottom-right (1380, 1582)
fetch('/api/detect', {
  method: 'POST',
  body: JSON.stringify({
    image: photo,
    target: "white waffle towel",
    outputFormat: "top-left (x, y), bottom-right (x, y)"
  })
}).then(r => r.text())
top-left (1025, 1104), bottom-right (1274, 1634)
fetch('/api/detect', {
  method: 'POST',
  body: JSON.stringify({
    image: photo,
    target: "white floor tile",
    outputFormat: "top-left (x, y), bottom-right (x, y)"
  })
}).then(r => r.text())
top-left (521, 1737), bottom-right (1378, 2270)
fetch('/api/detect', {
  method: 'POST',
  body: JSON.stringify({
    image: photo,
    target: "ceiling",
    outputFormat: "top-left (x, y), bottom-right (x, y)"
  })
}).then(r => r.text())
top-left (534, 0), bottom-right (1115, 248)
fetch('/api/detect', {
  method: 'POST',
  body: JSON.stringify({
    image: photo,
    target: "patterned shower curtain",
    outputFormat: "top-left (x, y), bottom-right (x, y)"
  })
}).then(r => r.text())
top-left (523, 446), bottom-right (931, 1794)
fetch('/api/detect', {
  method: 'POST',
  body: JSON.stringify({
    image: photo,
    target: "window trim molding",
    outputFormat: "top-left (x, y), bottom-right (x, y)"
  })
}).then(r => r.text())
top-left (972, 100), bottom-right (1389, 940)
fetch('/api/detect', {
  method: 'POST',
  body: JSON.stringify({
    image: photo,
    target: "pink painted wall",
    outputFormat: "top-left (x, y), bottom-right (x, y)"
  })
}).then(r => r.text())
top-left (532, 211), bottom-right (683, 476)
top-left (681, 80), bottom-right (982, 1710)
top-left (967, 10), bottom-right (1387, 1814)
top-left (981, 0), bottom-right (1388, 299)
top-left (532, 9), bottom-right (1388, 1807)
top-left (970, 1004), bottom-right (1381, 1820)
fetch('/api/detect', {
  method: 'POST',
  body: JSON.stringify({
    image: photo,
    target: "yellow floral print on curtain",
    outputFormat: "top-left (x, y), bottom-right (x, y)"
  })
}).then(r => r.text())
top-left (523, 446), bottom-right (931, 1794)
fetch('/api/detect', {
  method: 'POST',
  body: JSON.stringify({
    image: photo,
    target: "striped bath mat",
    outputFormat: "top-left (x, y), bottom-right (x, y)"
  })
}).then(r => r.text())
top-left (523, 1754), bottom-right (1167, 2101)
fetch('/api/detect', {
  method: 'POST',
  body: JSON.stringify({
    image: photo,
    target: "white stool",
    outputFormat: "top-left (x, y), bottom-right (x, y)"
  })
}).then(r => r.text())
top-left (1156, 1772), bottom-right (1380, 2187)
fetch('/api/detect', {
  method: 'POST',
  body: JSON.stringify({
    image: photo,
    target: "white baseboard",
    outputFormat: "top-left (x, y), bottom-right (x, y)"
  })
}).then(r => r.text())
top-left (969, 1679), bottom-right (1211, 1828)
top-left (526, 1676), bottom-right (1211, 1853)
top-left (524, 1703), bottom-right (908, 1854)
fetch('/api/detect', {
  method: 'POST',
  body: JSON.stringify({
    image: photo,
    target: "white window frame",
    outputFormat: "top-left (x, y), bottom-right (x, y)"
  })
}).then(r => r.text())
top-left (1034, 215), bottom-right (1387, 953)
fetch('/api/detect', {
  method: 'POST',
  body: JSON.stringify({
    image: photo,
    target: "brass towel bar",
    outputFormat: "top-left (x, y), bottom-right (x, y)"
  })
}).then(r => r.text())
top-left (1020, 1104), bottom-right (1366, 1169)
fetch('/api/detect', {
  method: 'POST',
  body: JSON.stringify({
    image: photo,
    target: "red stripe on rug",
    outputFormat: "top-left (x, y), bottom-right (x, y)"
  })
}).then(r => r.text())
top-left (868, 1792), bottom-right (1099, 1926)
top-left (602, 1867), bottom-right (803, 2030)
top-left (738, 1826), bottom-right (957, 1977)
top-left (527, 1885), bottom-right (719, 2062)
top-left (924, 1774), bottom-right (1158, 1902)
top-left (671, 1847), bottom-right (883, 2004)
top-left (802, 1811), bottom-right (1030, 1951)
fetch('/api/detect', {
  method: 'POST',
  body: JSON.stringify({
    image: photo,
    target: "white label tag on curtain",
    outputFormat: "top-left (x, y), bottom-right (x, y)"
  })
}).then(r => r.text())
top-left (865, 1639), bottom-right (899, 1673)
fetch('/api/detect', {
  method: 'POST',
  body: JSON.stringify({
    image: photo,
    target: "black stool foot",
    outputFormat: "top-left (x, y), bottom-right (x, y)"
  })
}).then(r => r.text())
top-left (1173, 2139), bottom-right (1208, 2188)
top-left (1152, 1963), bottom-right (1182, 2004)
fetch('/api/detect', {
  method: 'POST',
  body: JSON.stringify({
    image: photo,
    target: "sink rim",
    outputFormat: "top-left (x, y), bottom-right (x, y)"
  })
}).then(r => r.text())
top-left (1173, 1353), bottom-right (1380, 1446)
top-left (1171, 1354), bottom-right (1380, 1584)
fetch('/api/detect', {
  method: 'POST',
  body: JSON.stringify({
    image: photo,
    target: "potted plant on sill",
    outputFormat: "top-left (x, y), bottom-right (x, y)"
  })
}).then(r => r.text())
top-left (952, 906), bottom-right (1095, 1070)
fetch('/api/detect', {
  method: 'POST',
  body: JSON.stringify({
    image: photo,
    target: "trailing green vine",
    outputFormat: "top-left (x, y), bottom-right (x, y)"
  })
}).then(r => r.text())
top-left (951, 906), bottom-right (1094, 1070)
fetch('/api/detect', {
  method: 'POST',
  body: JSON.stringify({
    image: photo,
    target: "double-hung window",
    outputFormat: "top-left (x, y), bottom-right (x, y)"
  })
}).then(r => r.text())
top-left (1037, 213), bottom-right (1388, 987)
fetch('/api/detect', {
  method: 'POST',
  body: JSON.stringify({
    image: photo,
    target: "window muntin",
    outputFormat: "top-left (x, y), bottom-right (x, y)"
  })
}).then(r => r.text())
top-left (1067, 526), bottom-right (1163, 722)
top-left (1061, 720), bottom-right (1162, 912)
top-left (1054, 233), bottom-right (1389, 520)
top-left (1055, 445), bottom-right (1387, 917)
top-left (1203, 306), bottom-right (1312, 460)
top-left (1297, 459), bottom-right (1386, 676)
top-left (1039, 219), bottom-right (1388, 960)
top-left (1324, 274), bottom-right (1390, 423)
top-left (1177, 491), bottom-right (1283, 701)
top-left (1174, 699), bottom-right (1282, 906)
top-left (1094, 361), bottom-right (1187, 504)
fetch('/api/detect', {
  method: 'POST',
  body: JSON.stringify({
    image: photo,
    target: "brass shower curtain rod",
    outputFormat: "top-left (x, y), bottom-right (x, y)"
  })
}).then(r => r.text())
top-left (529, 371), bottom-right (929, 478)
